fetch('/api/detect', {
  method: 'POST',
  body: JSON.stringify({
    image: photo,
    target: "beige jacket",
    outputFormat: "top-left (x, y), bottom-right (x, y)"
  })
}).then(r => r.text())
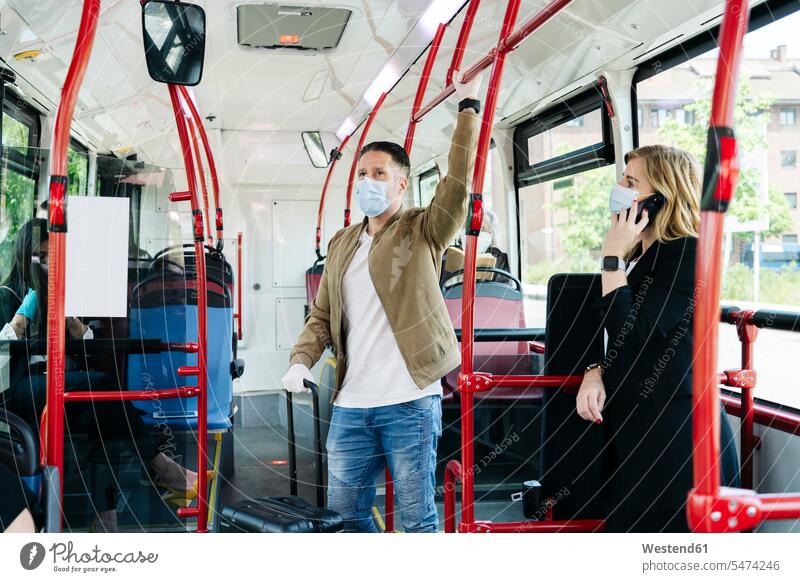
top-left (290, 110), bottom-right (479, 404)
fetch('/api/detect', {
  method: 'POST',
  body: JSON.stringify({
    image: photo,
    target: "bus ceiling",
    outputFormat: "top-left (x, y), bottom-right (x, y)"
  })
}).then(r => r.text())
top-left (0, 0), bottom-right (789, 173)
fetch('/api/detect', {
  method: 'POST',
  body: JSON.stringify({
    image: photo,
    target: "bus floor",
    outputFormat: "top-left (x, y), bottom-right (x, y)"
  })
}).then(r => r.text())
top-left (58, 429), bottom-right (229, 533)
top-left (222, 425), bottom-right (535, 532)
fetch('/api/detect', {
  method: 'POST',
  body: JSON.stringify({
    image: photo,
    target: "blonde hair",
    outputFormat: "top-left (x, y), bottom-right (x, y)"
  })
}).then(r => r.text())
top-left (625, 145), bottom-right (701, 245)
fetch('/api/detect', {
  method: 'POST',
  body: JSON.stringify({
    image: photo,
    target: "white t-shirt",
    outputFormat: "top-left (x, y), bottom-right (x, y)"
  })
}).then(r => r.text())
top-left (603, 259), bottom-right (638, 354)
top-left (336, 229), bottom-right (442, 408)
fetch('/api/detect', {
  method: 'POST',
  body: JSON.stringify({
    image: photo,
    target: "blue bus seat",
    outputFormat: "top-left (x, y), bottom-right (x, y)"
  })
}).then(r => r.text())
top-left (127, 252), bottom-right (236, 431)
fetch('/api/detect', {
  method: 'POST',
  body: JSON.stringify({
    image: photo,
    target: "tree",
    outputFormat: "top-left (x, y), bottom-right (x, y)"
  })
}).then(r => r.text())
top-left (658, 78), bottom-right (791, 245)
top-left (0, 115), bottom-right (37, 279)
top-left (548, 165), bottom-right (616, 261)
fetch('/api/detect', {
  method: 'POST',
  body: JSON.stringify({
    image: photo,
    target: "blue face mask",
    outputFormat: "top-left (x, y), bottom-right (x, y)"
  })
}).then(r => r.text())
top-left (355, 177), bottom-right (391, 217)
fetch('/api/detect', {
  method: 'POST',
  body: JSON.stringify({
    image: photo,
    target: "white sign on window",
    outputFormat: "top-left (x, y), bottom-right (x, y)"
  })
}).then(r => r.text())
top-left (65, 196), bottom-right (129, 317)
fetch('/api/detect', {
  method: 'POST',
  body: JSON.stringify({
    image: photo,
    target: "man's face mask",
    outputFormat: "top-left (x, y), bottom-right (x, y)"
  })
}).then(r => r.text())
top-left (609, 183), bottom-right (639, 213)
top-left (355, 177), bottom-right (391, 217)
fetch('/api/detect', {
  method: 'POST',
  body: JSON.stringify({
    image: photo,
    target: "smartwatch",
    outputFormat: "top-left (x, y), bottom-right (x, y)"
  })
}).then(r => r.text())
top-left (458, 98), bottom-right (480, 114)
top-left (602, 256), bottom-right (625, 272)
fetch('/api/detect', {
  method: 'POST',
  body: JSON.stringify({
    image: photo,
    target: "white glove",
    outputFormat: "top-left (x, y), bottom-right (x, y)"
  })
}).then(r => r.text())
top-left (453, 68), bottom-right (483, 102)
top-left (281, 363), bottom-right (314, 393)
top-left (0, 322), bottom-right (18, 340)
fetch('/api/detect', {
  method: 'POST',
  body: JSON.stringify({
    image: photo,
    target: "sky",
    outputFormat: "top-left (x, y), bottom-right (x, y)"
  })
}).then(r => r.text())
top-left (742, 8), bottom-right (800, 58)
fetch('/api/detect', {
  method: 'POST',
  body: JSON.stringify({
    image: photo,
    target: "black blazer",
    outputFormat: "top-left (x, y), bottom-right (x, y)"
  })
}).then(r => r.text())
top-left (599, 236), bottom-right (698, 405)
top-left (596, 237), bottom-right (702, 517)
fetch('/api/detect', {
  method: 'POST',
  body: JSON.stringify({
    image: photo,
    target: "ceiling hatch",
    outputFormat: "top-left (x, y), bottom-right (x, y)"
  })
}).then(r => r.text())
top-left (237, 4), bottom-right (351, 50)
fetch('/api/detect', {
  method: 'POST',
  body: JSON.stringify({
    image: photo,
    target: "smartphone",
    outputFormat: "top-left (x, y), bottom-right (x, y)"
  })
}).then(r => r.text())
top-left (624, 192), bottom-right (665, 223)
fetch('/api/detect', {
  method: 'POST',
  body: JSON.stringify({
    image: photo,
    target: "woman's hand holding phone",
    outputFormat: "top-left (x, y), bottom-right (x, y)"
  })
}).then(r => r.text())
top-left (603, 199), bottom-right (650, 259)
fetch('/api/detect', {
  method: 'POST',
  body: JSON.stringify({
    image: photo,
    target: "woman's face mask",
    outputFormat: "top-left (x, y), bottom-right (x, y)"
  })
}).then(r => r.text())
top-left (32, 253), bottom-right (48, 276)
top-left (609, 183), bottom-right (639, 213)
top-left (355, 177), bottom-right (392, 217)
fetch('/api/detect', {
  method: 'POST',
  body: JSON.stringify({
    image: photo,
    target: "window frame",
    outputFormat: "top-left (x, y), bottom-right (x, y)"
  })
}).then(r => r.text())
top-left (415, 166), bottom-right (440, 207)
top-left (785, 192), bottom-right (797, 209)
top-left (781, 150), bottom-right (797, 167)
top-left (512, 84), bottom-right (614, 189)
top-left (512, 85), bottom-right (616, 278)
top-left (779, 107), bottom-right (796, 127)
top-left (2, 91), bottom-right (41, 176)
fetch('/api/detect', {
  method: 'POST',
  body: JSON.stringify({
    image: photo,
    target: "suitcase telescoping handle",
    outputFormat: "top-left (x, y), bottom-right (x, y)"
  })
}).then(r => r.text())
top-left (285, 380), bottom-right (325, 508)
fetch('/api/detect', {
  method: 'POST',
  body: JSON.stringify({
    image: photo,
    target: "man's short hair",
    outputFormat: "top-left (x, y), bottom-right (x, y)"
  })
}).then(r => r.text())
top-left (359, 141), bottom-right (410, 177)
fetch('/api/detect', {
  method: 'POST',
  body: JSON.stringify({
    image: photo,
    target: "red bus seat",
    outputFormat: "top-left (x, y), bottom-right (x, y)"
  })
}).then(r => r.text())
top-left (441, 267), bottom-right (542, 402)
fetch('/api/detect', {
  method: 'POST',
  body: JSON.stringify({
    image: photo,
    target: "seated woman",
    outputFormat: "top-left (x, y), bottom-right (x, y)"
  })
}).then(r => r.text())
top-left (575, 145), bottom-right (740, 533)
top-left (0, 219), bottom-right (208, 531)
top-left (445, 210), bottom-right (512, 286)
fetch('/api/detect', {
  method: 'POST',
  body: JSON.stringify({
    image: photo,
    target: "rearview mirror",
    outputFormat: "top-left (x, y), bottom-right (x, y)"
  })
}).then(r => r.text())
top-left (142, 0), bottom-right (206, 86)
top-left (302, 132), bottom-right (330, 168)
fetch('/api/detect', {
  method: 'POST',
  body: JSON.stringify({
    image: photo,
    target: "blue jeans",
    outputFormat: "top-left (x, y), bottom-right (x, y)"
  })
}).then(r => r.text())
top-left (325, 395), bottom-right (442, 533)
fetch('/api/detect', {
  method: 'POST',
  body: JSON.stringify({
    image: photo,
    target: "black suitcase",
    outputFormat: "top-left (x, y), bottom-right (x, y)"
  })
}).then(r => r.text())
top-left (220, 381), bottom-right (344, 533)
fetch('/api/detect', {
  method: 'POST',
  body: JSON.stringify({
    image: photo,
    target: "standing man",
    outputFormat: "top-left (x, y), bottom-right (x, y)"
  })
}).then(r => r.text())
top-left (281, 71), bottom-right (481, 532)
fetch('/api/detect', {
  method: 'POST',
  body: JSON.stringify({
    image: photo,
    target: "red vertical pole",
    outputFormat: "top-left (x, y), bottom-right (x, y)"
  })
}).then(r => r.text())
top-left (315, 134), bottom-right (350, 258)
top-left (236, 231), bottom-right (243, 341)
top-left (404, 23), bottom-right (447, 155)
top-left (343, 92), bottom-right (388, 227)
top-left (384, 467), bottom-right (394, 532)
top-left (458, 0), bottom-right (523, 529)
top-left (405, 1), bottom-right (483, 156)
top-left (168, 84), bottom-right (210, 533)
top-left (187, 117), bottom-right (213, 240)
top-left (735, 312), bottom-right (758, 489)
top-left (45, 0), bottom-right (101, 530)
top-left (178, 85), bottom-right (225, 248)
top-left (688, 0), bottom-right (750, 531)
top-left (445, 0), bottom-right (482, 87)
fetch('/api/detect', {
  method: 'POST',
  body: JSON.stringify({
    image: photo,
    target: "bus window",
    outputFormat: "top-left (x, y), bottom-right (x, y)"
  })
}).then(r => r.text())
top-left (67, 141), bottom-right (89, 196)
top-left (0, 100), bottom-right (40, 279)
top-left (634, 9), bottom-right (800, 408)
top-left (518, 165), bottom-right (616, 326)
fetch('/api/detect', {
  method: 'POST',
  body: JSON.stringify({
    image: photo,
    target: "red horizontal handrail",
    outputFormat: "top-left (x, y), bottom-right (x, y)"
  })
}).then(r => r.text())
top-left (163, 342), bottom-right (200, 353)
top-left (411, 0), bottom-right (573, 124)
top-left (720, 394), bottom-right (800, 436)
top-left (759, 494), bottom-right (800, 520)
top-left (465, 520), bottom-right (605, 533)
top-left (63, 387), bottom-right (201, 402)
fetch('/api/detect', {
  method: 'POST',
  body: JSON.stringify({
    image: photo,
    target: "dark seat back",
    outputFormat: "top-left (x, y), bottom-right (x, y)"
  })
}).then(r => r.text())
top-left (542, 273), bottom-right (605, 520)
